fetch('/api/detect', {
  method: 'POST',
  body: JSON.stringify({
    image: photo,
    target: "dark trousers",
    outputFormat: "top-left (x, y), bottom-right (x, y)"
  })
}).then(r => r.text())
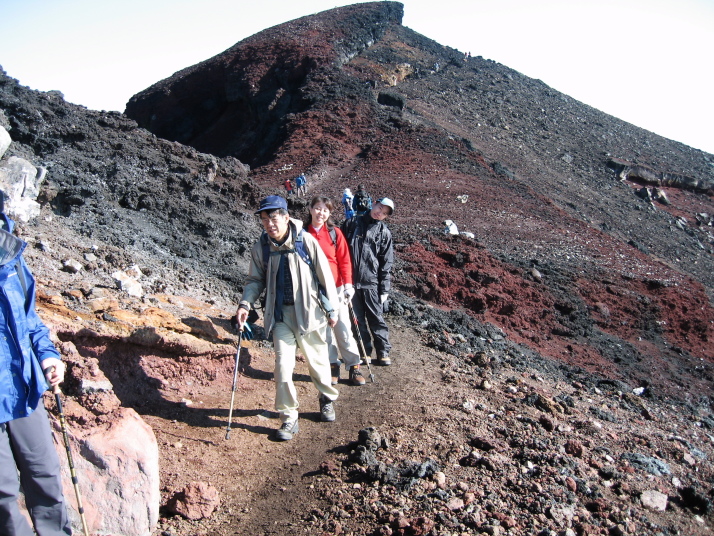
top-left (351, 288), bottom-right (391, 357)
top-left (0, 403), bottom-right (71, 536)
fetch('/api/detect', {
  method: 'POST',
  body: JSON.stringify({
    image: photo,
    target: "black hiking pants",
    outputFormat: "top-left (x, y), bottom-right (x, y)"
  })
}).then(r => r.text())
top-left (351, 288), bottom-right (391, 358)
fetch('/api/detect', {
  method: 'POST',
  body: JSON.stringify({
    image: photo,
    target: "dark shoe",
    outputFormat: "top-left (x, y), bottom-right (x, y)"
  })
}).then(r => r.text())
top-left (319, 395), bottom-right (336, 422)
top-left (330, 364), bottom-right (340, 386)
top-left (275, 420), bottom-right (299, 441)
top-left (376, 354), bottom-right (391, 366)
top-left (349, 365), bottom-right (366, 386)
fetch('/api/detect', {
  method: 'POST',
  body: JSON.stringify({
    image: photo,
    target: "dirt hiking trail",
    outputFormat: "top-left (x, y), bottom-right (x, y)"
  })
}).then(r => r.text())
top-left (150, 318), bottom-right (442, 536)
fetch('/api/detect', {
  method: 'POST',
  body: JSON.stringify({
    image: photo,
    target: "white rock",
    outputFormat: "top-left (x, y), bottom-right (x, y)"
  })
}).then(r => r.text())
top-left (112, 271), bottom-right (143, 297)
top-left (641, 489), bottom-right (668, 511)
top-left (126, 264), bottom-right (144, 278)
top-left (443, 220), bottom-right (459, 235)
top-left (78, 379), bottom-right (114, 394)
top-left (0, 125), bottom-right (11, 159)
top-left (62, 259), bottom-right (83, 273)
top-left (0, 156), bottom-right (43, 222)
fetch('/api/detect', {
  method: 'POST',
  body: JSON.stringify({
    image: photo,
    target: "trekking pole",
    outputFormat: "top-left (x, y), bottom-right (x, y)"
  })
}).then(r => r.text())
top-left (45, 368), bottom-right (91, 536)
top-left (225, 328), bottom-right (244, 440)
top-left (347, 303), bottom-right (376, 383)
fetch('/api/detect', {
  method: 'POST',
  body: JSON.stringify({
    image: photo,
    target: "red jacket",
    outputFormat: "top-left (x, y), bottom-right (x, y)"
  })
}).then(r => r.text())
top-left (307, 224), bottom-right (352, 287)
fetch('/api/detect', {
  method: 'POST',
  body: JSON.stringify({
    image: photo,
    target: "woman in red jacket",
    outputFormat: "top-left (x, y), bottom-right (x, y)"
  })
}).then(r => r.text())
top-left (304, 197), bottom-right (365, 385)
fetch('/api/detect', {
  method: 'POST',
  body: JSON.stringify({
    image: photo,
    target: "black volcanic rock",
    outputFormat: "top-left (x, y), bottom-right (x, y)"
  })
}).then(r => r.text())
top-left (1, 66), bottom-right (257, 296)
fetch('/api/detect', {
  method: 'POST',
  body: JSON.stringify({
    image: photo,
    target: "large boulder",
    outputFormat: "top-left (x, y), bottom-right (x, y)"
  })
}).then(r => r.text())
top-left (0, 155), bottom-right (44, 221)
top-left (54, 406), bottom-right (160, 536)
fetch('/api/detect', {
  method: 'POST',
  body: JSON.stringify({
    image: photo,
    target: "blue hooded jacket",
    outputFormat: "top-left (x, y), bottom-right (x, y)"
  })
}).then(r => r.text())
top-left (0, 213), bottom-right (60, 423)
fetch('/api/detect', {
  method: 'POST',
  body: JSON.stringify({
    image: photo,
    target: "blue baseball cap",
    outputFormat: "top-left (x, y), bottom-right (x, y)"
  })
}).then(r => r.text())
top-left (255, 195), bottom-right (288, 215)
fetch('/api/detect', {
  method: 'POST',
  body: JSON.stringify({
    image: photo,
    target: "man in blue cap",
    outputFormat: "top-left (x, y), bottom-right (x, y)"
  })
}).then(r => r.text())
top-left (342, 197), bottom-right (395, 366)
top-left (235, 195), bottom-right (339, 441)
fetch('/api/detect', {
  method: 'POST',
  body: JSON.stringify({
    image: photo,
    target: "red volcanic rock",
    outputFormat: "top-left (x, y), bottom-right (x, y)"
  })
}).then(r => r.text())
top-left (126, 2), bottom-right (403, 167)
top-left (167, 481), bottom-right (220, 520)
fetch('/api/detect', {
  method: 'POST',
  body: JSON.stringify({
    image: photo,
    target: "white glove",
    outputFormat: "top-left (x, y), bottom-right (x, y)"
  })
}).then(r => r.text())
top-left (343, 284), bottom-right (355, 301)
top-left (380, 293), bottom-right (389, 304)
top-left (41, 357), bottom-right (65, 389)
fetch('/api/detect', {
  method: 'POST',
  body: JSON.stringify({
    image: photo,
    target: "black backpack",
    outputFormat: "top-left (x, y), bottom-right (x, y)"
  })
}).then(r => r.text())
top-left (353, 191), bottom-right (372, 213)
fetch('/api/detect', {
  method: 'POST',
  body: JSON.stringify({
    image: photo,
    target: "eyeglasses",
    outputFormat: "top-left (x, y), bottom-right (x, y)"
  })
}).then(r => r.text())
top-left (260, 214), bottom-right (285, 225)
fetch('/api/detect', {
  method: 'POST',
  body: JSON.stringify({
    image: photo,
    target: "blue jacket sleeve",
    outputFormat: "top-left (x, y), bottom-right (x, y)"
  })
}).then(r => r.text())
top-left (20, 257), bottom-right (61, 363)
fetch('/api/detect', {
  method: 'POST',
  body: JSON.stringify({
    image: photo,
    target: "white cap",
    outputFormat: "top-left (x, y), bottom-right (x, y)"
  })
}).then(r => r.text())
top-left (377, 197), bottom-right (395, 214)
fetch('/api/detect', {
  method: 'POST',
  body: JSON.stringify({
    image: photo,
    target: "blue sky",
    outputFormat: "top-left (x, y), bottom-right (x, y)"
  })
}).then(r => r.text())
top-left (1, 0), bottom-right (713, 154)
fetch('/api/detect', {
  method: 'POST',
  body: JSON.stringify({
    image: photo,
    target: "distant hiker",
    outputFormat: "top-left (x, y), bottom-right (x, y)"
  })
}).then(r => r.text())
top-left (342, 197), bottom-right (394, 366)
top-left (352, 184), bottom-right (372, 215)
top-left (295, 174), bottom-right (307, 196)
top-left (0, 200), bottom-right (72, 535)
top-left (342, 188), bottom-right (355, 220)
top-left (304, 196), bottom-right (365, 386)
top-left (284, 178), bottom-right (294, 196)
top-left (235, 195), bottom-right (339, 441)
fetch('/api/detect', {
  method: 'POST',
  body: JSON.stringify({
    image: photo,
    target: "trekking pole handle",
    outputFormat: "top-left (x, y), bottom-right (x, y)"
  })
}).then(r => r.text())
top-left (43, 365), bottom-right (61, 395)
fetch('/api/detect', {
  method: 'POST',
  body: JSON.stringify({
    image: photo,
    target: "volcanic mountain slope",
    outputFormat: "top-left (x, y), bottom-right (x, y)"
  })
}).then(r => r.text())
top-left (126, 1), bottom-right (714, 400)
top-left (1, 1), bottom-right (714, 535)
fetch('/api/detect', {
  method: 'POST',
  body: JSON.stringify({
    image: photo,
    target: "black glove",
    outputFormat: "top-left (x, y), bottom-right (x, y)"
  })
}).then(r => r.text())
top-left (230, 315), bottom-right (254, 340)
top-left (241, 322), bottom-right (254, 340)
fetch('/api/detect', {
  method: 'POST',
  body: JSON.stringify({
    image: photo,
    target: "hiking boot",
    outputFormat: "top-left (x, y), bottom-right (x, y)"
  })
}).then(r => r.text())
top-left (319, 395), bottom-right (336, 422)
top-left (376, 354), bottom-right (391, 366)
top-left (275, 420), bottom-right (299, 441)
top-left (349, 365), bottom-right (366, 386)
top-left (330, 364), bottom-right (340, 386)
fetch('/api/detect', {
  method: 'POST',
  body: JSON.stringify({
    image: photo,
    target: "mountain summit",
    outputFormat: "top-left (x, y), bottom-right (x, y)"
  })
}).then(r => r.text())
top-left (126, 1), bottom-right (404, 167)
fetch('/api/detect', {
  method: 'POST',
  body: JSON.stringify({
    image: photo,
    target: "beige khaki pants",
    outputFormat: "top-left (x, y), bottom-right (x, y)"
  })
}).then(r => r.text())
top-left (273, 305), bottom-right (338, 423)
top-left (327, 290), bottom-right (361, 369)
